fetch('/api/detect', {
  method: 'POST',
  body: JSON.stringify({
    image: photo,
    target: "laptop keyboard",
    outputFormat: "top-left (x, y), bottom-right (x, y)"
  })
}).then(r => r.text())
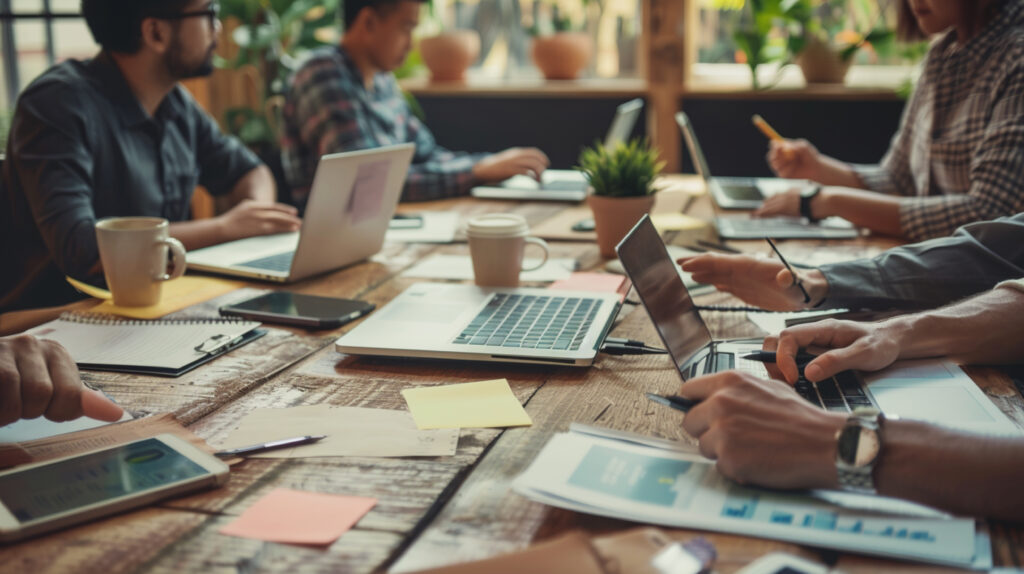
top-left (240, 252), bottom-right (294, 272)
top-left (452, 294), bottom-right (602, 351)
top-left (732, 355), bottom-right (871, 413)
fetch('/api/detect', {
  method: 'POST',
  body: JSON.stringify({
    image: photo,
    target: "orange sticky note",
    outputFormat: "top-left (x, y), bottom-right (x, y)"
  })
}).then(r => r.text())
top-left (219, 488), bottom-right (376, 546)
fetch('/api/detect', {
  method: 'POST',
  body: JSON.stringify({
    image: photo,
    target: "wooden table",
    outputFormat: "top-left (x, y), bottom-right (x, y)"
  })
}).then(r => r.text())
top-left (2, 179), bottom-right (1022, 574)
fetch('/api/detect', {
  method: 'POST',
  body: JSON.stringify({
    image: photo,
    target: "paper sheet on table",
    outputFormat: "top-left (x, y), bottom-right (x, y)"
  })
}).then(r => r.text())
top-left (219, 488), bottom-right (376, 545)
top-left (401, 379), bottom-right (532, 430)
top-left (403, 254), bottom-right (576, 282)
top-left (746, 309), bottom-right (847, 335)
top-left (66, 275), bottom-right (243, 320)
top-left (649, 213), bottom-right (708, 232)
top-left (217, 404), bottom-right (458, 458)
top-left (386, 211), bottom-right (460, 244)
top-left (513, 430), bottom-right (984, 569)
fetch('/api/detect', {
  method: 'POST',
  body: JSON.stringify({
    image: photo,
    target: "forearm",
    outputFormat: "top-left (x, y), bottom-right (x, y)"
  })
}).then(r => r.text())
top-left (168, 219), bottom-right (228, 250)
top-left (874, 419), bottom-right (1024, 520)
top-left (813, 156), bottom-right (866, 189)
top-left (883, 287), bottom-right (1024, 364)
top-left (813, 188), bottom-right (903, 236)
top-left (226, 165), bottom-right (275, 204)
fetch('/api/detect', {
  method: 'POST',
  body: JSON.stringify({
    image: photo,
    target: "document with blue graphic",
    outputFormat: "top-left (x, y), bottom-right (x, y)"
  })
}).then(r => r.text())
top-left (513, 431), bottom-right (986, 569)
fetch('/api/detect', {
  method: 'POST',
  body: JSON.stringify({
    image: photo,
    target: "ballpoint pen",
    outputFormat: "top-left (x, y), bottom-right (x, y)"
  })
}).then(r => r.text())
top-left (645, 393), bottom-right (700, 413)
top-left (742, 350), bottom-right (818, 364)
top-left (214, 435), bottom-right (327, 457)
top-left (766, 238), bottom-right (812, 304)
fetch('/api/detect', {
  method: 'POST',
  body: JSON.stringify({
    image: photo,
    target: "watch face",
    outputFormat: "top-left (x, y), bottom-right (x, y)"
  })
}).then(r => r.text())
top-left (837, 425), bottom-right (860, 463)
top-left (854, 429), bottom-right (880, 467)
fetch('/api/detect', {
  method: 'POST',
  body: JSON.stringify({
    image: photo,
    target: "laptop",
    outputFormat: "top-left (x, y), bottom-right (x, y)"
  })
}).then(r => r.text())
top-left (187, 144), bottom-right (415, 283)
top-left (617, 215), bottom-right (1020, 436)
top-left (677, 112), bottom-right (858, 240)
top-left (334, 284), bottom-right (623, 367)
top-left (471, 98), bottom-right (644, 202)
top-left (677, 111), bottom-right (803, 210)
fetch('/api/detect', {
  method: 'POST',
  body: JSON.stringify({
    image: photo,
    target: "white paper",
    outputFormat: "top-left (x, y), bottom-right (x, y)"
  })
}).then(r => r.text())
top-left (385, 212), bottom-right (460, 244)
top-left (217, 404), bottom-right (459, 458)
top-left (403, 254), bottom-right (577, 282)
top-left (513, 432), bottom-right (979, 568)
top-left (746, 309), bottom-right (847, 335)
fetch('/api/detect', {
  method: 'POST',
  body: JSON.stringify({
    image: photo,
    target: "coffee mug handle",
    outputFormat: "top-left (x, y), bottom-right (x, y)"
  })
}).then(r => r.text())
top-left (520, 237), bottom-right (550, 272)
top-left (156, 237), bottom-right (187, 282)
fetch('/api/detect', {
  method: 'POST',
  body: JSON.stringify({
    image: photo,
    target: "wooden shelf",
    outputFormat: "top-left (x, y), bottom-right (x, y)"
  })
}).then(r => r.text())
top-left (399, 77), bottom-right (648, 98)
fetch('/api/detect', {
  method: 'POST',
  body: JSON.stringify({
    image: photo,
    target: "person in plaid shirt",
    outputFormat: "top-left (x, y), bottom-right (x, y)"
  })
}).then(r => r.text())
top-left (281, 0), bottom-right (550, 210)
top-left (755, 0), bottom-right (1024, 242)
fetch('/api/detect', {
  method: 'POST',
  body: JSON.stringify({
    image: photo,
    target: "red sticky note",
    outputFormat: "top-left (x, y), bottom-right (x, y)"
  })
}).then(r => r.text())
top-left (219, 488), bottom-right (377, 546)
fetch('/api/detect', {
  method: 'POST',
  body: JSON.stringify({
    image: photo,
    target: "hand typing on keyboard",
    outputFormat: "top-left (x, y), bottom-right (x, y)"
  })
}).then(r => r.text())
top-left (763, 320), bottom-right (902, 384)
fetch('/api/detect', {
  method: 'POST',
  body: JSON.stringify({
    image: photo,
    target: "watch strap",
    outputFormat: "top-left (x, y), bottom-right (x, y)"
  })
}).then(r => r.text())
top-left (800, 185), bottom-right (822, 223)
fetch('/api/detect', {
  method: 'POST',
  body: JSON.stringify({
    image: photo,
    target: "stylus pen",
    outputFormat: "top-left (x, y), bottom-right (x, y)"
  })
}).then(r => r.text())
top-left (742, 350), bottom-right (818, 364)
top-left (766, 238), bottom-right (812, 304)
top-left (214, 435), bottom-right (327, 457)
top-left (646, 393), bottom-right (700, 413)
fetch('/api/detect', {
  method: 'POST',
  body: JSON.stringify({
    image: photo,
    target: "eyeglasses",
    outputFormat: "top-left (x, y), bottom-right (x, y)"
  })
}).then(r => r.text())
top-left (153, 2), bottom-right (220, 27)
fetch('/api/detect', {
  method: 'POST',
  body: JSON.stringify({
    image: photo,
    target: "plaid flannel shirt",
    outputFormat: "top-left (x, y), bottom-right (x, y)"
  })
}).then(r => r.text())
top-left (281, 46), bottom-right (486, 209)
top-left (851, 0), bottom-right (1024, 241)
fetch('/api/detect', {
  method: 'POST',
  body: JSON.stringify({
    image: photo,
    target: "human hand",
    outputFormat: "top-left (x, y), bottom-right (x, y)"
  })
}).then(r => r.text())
top-left (678, 253), bottom-right (824, 311)
top-left (768, 139), bottom-right (822, 180)
top-left (764, 319), bottom-right (905, 384)
top-left (753, 188), bottom-right (802, 218)
top-left (0, 335), bottom-right (124, 426)
top-left (678, 370), bottom-right (844, 490)
top-left (217, 199), bottom-right (302, 242)
top-left (471, 148), bottom-right (550, 182)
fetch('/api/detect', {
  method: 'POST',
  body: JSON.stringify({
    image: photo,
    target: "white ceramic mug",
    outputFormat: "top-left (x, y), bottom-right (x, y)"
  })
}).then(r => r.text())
top-left (95, 217), bottom-right (187, 307)
top-left (465, 214), bottom-right (550, 287)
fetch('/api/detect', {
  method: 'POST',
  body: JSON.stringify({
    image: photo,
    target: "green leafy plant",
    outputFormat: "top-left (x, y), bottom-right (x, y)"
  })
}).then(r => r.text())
top-left (577, 139), bottom-right (665, 198)
top-left (729, 0), bottom-right (811, 89)
top-left (787, 0), bottom-right (894, 64)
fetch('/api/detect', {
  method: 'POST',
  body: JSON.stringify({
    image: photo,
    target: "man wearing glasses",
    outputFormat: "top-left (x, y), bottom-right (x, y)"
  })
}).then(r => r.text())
top-left (0, 0), bottom-right (301, 313)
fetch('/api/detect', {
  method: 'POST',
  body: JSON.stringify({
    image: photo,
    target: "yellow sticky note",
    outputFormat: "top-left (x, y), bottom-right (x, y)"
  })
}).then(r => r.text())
top-left (66, 275), bottom-right (243, 320)
top-left (650, 213), bottom-right (708, 232)
top-left (219, 488), bottom-right (376, 546)
top-left (401, 379), bottom-right (533, 430)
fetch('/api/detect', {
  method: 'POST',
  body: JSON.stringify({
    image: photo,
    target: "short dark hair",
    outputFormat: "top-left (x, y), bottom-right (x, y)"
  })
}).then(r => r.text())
top-left (339, 0), bottom-right (427, 32)
top-left (81, 0), bottom-right (192, 54)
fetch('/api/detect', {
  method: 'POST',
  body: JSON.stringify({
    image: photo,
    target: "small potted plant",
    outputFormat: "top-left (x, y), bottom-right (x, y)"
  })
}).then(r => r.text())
top-left (529, 3), bottom-right (592, 81)
top-left (578, 139), bottom-right (665, 258)
top-left (790, 0), bottom-right (894, 84)
top-left (417, 0), bottom-right (481, 82)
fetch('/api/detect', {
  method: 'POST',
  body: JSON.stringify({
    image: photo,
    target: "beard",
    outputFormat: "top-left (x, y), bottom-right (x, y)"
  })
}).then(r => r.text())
top-left (164, 37), bottom-right (217, 80)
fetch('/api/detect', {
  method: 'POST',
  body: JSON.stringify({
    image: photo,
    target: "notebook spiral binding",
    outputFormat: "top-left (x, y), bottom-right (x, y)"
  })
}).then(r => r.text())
top-left (58, 312), bottom-right (252, 326)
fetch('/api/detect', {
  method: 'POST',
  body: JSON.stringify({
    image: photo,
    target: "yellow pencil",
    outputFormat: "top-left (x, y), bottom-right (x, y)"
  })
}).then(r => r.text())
top-left (751, 114), bottom-right (785, 142)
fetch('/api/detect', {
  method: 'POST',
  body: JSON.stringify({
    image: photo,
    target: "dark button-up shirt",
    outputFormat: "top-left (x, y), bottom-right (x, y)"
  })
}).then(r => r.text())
top-left (0, 52), bottom-right (261, 313)
top-left (280, 46), bottom-right (485, 210)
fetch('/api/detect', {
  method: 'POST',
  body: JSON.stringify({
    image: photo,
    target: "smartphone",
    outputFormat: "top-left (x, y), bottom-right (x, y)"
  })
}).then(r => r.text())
top-left (389, 214), bottom-right (424, 230)
top-left (0, 434), bottom-right (228, 543)
top-left (571, 218), bottom-right (596, 232)
top-left (219, 291), bottom-right (375, 328)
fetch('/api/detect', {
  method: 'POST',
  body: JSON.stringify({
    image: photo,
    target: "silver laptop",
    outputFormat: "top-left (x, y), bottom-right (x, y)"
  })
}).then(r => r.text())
top-left (335, 284), bottom-right (623, 366)
top-left (187, 144), bottom-right (415, 282)
top-left (677, 112), bottom-right (858, 240)
top-left (617, 215), bottom-right (1020, 436)
top-left (471, 98), bottom-right (644, 202)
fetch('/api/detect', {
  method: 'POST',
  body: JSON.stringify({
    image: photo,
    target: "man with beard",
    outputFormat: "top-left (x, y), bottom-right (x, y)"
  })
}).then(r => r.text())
top-left (0, 0), bottom-right (302, 313)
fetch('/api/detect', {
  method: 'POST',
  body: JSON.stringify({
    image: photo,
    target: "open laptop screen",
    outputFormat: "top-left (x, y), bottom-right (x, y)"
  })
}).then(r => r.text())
top-left (616, 215), bottom-right (714, 373)
top-left (675, 112), bottom-right (713, 182)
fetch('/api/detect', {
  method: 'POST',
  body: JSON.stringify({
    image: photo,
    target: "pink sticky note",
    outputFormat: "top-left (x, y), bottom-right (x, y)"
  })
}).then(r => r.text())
top-left (346, 160), bottom-right (390, 224)
top-left (219, 488), bottom-right (376, 546)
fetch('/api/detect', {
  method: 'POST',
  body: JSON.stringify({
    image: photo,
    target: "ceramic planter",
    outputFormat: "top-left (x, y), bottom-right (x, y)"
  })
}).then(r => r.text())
top-left (420, 31), bottom-right (481, 82)
top-left (797, 36), bottom-right (851, 85)
top-left (531, 32), bottom-right (593, 80)
top-left (588, 194), bottom-right (656, 258)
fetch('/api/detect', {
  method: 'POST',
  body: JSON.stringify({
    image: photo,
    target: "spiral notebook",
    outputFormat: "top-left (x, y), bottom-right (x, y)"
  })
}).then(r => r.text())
top-left (25, 314), bottom-right (266, 377)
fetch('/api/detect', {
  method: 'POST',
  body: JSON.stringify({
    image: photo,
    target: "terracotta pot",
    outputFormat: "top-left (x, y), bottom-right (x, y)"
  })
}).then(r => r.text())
top-left (419, 31), bottom-right (481, 82)
top-left (797, 36), bottom-right (851, 85)
top-left (531, 33), bottom-right (593, 80)
top-left (588, 194), bottom-right (656, 258)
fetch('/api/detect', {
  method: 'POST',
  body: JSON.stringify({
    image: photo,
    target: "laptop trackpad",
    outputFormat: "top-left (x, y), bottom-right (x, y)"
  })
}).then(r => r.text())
top-left (871, 384), bottom-right (996, 424)
top-left (379, 302), bottom-right (465, 323)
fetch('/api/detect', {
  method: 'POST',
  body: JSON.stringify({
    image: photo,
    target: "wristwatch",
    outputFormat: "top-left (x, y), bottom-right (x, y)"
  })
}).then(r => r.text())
top-left (835, 407), bottom-right (883, 494)
top-left (800, 185), bottom-right (822, 223)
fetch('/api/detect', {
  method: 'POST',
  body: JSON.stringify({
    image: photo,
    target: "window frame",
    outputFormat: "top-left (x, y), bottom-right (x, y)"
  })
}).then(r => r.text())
top-left (0, 0), bottom-right (82, 106)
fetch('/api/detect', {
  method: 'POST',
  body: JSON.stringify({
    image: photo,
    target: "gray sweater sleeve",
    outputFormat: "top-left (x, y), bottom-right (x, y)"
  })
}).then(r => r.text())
top-left (819, 214), bottom-right (1024, 310)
